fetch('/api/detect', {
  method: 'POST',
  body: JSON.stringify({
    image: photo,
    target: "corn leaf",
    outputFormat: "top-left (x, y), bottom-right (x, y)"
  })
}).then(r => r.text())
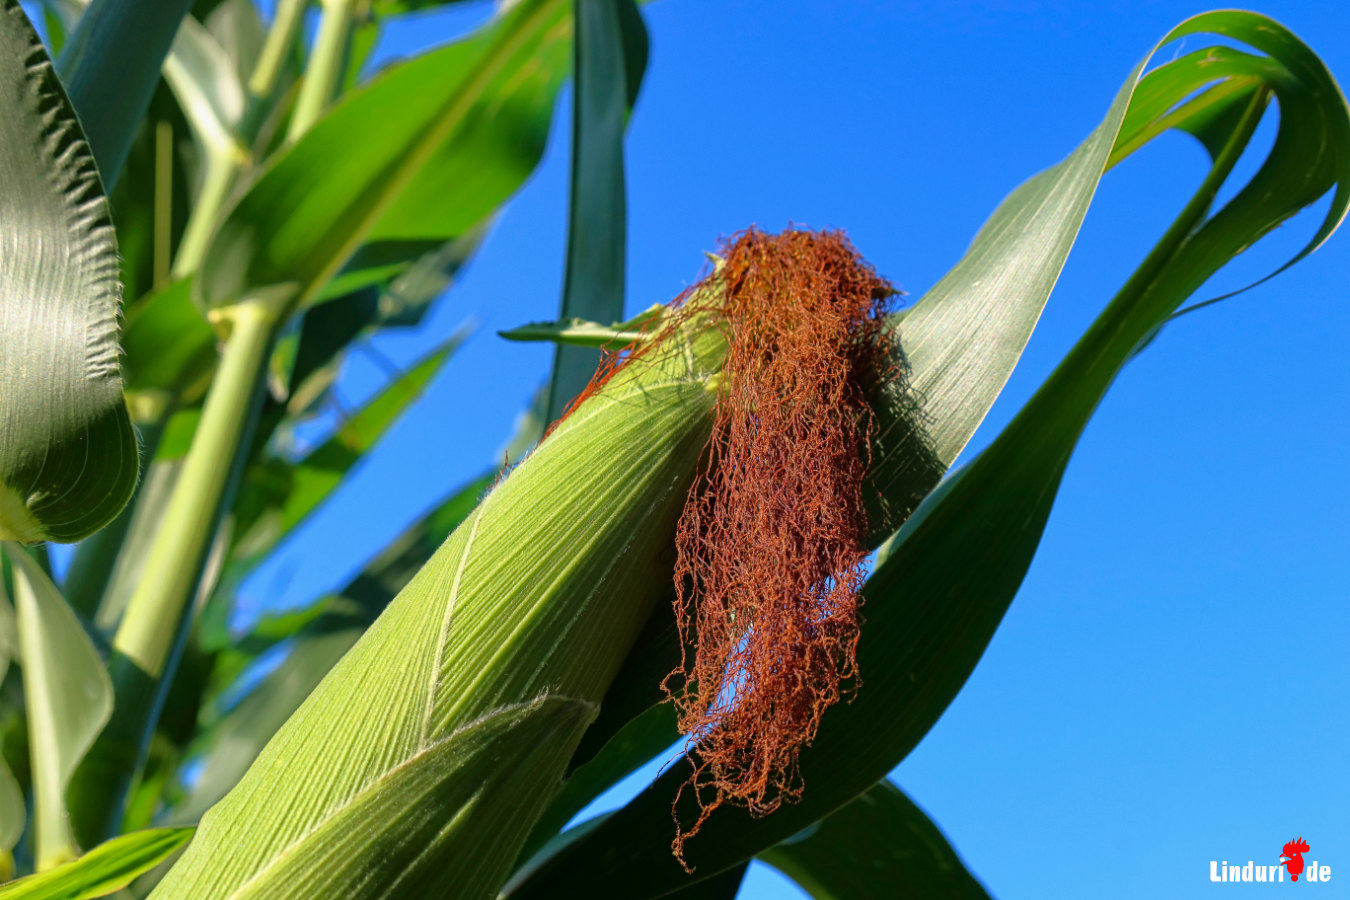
top-left (544, 0), bottom-right (648, 421)
top-left (0, 0), bottom-right (135, 544)
top-left (0, 827), bottom-right (193, 900)
top-left (759, 781), bottom-right (991, 900)
top-left (5, 547), bottom-right (111, 870)
top-left (198, 0), bottom-right (573, 316)
top-left (53, 0), bottom-right (193, 186)
top-left (162, 14), bottom-right (247, 159)
top-left (504, 11), bottom-right (1349, 895)
top-left (120, 280), bottom-right (219, 402)
top-left (371, 0), bottom-right (476, 18)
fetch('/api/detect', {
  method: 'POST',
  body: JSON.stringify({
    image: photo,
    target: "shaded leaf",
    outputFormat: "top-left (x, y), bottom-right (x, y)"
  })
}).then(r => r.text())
top-left (544, 0), bottom-right (647, 420)
top-left (0, 0), bottom-right (136, 543)
top-left (54, 0), bottom-right (194, 185)
top-left (5, 547), bottom-right (112, 869)
top-left (0, 580), bottom-right (22, 870)
top-left (759, 780), bottom-right (991, 900)
top-left (230, 329), bottom-right (469, 570)
top-left (120, 280), bottom-right (220, 403)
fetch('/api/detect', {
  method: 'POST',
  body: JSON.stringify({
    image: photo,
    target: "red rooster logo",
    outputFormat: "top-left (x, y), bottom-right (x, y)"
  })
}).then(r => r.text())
top-left (1280, 838), bottom-right (1310, 881)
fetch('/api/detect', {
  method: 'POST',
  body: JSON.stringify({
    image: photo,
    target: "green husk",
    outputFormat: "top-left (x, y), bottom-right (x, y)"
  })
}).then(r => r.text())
top-left (152, 307), bottom-right (727, 898)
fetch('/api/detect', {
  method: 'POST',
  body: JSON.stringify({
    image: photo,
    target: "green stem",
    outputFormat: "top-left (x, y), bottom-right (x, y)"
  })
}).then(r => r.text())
top-left (170, 0), bottom-right (309, 280)
top-left (249, 0), bottom-right (308, 106)
top-left (172, 147), bottom-right (246, 280)
top-left (66, 298), bottom-right (281, 845)
top-left (115, 300), bottom-right (277, 675)
top-left (288, 0), bottom-right (356, 142)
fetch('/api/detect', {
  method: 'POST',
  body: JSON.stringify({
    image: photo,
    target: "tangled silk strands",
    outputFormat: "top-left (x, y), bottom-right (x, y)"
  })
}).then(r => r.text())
top-left (546, 226), bottom-right (894, 867)
top-left (664, 227), bottom-right (894, 866)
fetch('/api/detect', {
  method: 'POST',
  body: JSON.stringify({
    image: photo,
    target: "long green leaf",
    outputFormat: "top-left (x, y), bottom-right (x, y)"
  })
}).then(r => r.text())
top-left (5, 547), bottom-right (111, 870)
top-left (162, 14), bottom-right (247, 159)
top-left (544, 0), bottom-right (648, 421)
top-left (0, 0), bottom-right (136, 544)
top-left (198, 0), bottom-right (572, 316)
top-left (759, 781), bottom-right (991, 900)
top-left (53, 0), bottom-right (193, 185)
top-left (505, 11), bottom-right (1349, 895)
top-left (0, 827), bottom-right (193, 899)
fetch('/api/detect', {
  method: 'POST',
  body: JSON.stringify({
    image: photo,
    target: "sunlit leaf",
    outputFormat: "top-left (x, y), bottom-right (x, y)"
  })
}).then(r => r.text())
top-left (199, 0), bottom-right (573, 316)
top-left (0, 827), bottom-right (192, 900)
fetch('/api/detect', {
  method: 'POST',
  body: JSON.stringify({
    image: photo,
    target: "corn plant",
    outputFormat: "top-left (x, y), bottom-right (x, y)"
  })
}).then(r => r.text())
top-left (0, 0), bottom-right (1345, 898)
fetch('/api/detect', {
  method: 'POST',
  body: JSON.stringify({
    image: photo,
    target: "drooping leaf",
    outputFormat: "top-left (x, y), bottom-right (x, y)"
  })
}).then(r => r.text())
top-left (505, 12), bottom-right (1349, 895)
top-left (0, 0), bottom-right (136, 544)
top-left (198, 0), bottom-right (573, 316)
top-left (759, 780), bottom-right (991, 900)
top-left (5, 546), bottom-right (112, 870)
top-left (0, 827), bottom-right (193, 900)
top-left (544, 0), bottom-right (648, 421)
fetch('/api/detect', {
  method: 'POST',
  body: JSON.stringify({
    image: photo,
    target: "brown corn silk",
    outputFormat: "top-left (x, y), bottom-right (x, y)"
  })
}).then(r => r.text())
top-left (551, 227), bottom-right (893, 866)
top-left (664, 228), bottom-right (892, 864)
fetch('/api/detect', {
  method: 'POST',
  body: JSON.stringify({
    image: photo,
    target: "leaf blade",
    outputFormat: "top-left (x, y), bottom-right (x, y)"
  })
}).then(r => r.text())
top-left (0, 827), bottom-right (193, 900)
top-left (0, 0), bottom-right (136, 543)
top-left (544, 0), bottom-right (647, 421)
top-left (6, 546), bottom-right (112, 870)
top-left (759, 781), bottom-right (991, 900)
top-left (199, 0), bottom-right (573, 314)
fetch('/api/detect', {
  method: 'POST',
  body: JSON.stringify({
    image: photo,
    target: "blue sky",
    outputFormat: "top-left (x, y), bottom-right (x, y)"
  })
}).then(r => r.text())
top-left (232, 1), bottom-right (1350, 896)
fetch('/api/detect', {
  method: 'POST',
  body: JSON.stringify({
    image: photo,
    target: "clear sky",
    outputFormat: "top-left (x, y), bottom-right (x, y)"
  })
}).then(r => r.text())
top-left (234, 1), bottom-right (1350, 897)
